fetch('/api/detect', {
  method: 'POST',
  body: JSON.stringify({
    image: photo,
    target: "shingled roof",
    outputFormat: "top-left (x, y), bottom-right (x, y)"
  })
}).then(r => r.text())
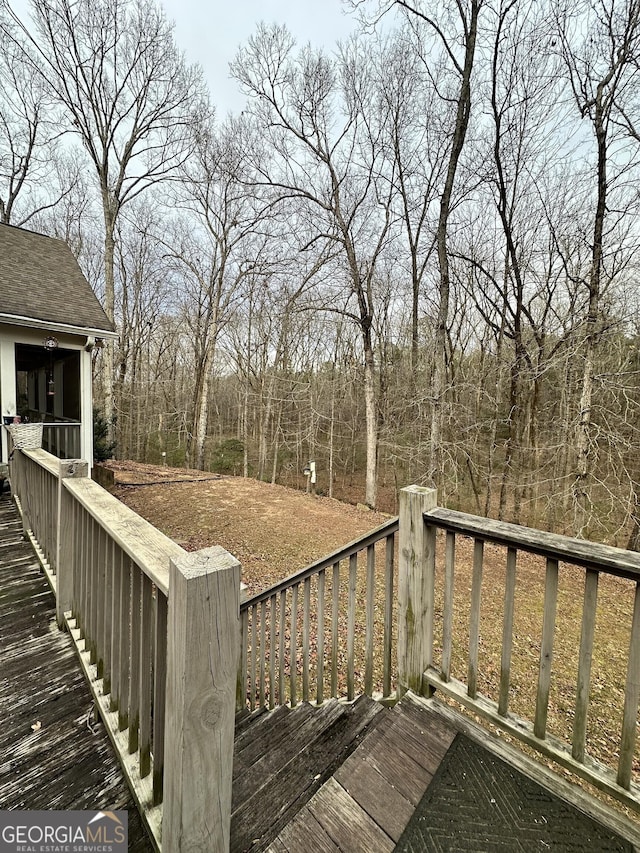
top-left (0, 223), bottom-right (114, 336)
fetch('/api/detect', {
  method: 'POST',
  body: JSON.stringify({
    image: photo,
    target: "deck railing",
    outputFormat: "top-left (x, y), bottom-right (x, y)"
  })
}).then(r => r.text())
top-left (9, 447), bottom-right (240, 852)
top-left (22, 411), bottom-right (81, 459)
top-left (237, 518), bottom-right (399, 711)
top-left (398, 485), bottom-right (640, 812)
top-left (9, 456), bottom-right (640, 844)
top-left (42, 421), bottom-right (81, 459)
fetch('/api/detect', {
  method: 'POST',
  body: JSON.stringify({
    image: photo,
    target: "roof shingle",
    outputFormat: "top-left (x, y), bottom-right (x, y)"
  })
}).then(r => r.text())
top-left (0, 224), bottom-right (114, 334)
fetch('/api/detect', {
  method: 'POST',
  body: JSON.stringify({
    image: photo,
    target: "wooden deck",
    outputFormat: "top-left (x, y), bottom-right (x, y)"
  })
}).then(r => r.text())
top-left (0, 497), bottom-right (152, 851)
top-left (2, 489), bottom-right (640, 852)
top-left (245, 694), bottom-right (640, 853)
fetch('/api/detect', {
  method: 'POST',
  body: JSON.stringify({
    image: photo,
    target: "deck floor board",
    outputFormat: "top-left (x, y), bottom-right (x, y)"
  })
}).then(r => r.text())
top-left (0, 498), bottom-right (153, 852)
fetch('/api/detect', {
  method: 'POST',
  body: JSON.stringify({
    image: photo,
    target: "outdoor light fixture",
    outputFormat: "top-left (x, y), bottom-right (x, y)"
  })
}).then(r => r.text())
top-left (43, 336), bottom-right (58, 397)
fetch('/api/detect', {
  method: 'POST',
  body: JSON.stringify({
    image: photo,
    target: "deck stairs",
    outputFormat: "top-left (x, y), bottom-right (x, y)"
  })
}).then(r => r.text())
top-left (231, 695), bottom-right (388, 852)
top-left (230, 693), bottom-right (640, 853)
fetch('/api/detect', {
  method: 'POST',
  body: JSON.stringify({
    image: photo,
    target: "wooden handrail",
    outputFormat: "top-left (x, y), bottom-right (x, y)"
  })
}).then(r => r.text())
top-left (238, 516), bottom-right (399, 710)
top-left (411, 497), bottom-right (640, 812)
top-left (428, 507), bottom-right (640, 581)
top-left (241, 516), bottom-right (399, 610)
top-left (11, 447), bottom-right (242, 851)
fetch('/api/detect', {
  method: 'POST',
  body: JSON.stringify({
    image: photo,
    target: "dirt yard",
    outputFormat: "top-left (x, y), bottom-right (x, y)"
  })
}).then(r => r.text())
top-left (107, 461), bottom-right (391, 596)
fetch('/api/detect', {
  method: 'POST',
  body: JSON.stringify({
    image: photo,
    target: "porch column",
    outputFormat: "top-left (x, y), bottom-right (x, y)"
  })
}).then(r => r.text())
top-left (79, 349), bottom-right (93, 467)
top-left (0, 336), bottom-right (16, 463)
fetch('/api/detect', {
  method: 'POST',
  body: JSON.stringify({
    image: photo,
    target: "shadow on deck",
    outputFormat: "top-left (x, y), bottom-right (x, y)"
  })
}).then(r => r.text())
top-left (1, 494), bottom-right (639, 852)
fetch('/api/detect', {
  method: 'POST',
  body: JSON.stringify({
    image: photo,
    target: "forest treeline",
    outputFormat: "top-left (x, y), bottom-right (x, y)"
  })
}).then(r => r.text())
top-left (1, 0), bottom-right (640, 544)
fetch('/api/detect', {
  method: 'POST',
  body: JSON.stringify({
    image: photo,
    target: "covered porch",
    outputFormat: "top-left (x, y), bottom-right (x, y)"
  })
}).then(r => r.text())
top-left (1, 332), bottom-right (92, 463)
top-left (0, 223), bottom-right (116, 466)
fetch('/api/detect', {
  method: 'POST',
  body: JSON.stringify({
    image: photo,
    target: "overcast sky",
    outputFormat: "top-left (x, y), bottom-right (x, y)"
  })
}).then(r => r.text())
top-left (7, 0), bottom-right (364, 115)
top-left (159, 0), bottom-right (361, 115)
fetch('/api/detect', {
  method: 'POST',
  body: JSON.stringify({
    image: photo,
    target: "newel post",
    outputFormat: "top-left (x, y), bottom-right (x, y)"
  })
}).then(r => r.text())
top-left (56, 459), bottom-right (88, 628)
top-left (162, 546), bottom-right (241, 853)
top-left (397, 485), bottom-right (438, 698)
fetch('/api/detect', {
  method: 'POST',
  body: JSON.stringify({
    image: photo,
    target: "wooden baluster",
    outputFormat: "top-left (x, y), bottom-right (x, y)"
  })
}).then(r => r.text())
top-left (316, 569), bottom-right (325, 705)
top-left (534, 557), bottom-right (559, 740)
top-left (129, 564), bottom-right (142, 753)
top-left (84, 513), bottom-right (95, 657)
top-left (364, 544), bottom-right (376, 696)
top-left (331, 561), bottom-right (340, 698)
top-left (96, 525), bottom-right (107, 678)
top-left (468, 538), bottom-right (484, 699)
top-left (383, 532), bottom-right (395, 699)
top-left (617, 581), bottom-right (640, 790)
top-left (498, 546), bottom-right (517, 717)
top-left (259, 599), bottom-right (267, 708)
top-left (81, 509), bottom-right (90, 642)
top-left (572, 568), bottom-right (599, 762)
top-left (110, 545), bottom-right (122, 713)
top-left (72, 499), bottom-right (82, 620)
top-left (139, 573), bottom-right (153, 778)
top-left (102, 532), bottom-right (113, 696)
top-left (89, 517), bottom-right (100, 665)
top-left (153, 592), bottom-right (167, 805)
top-left (249, 604), bottom-right (257, 711)
top-left (118, 556), bottom-right (132, 732)
top-left (269, 594), bottom-right (277, 710)
top-left (441, 531), bottom-right (456, 682)
top-left (302, 576), bottom-right (311, 702)
top-left (278, 589), bottom-right (286, 706)
top-left (290, 584), bottom-right (298, 707)
top-left (237, 609), bottom-right (249, 711)
top-left (347, 553), bottom-right (357, 701)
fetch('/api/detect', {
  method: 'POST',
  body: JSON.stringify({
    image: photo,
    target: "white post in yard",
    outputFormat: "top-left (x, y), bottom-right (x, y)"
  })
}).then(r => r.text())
top-left (56, 459), bottom-right (88, 628)
top-left (163, 546), bottom-right (241, 853)
top-left (397, 485), bottom-right (438, 698)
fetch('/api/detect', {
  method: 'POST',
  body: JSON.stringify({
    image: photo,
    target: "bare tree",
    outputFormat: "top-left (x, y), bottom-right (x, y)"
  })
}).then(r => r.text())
top-left (0, 13), bottom-right (73, 224)
top-left (2, 0), bottom-right (208, 447)
top-left (556, 0), bottom-right (640, 535)
top-left (232, 25), bottom-right (396, 507)
top-left (165, 117), bottom-right (271, 469)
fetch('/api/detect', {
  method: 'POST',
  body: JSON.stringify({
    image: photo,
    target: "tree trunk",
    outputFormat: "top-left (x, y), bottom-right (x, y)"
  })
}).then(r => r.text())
top-left (102, 204), bottom-right (117, 455)
top-left (428, 0), bottom-right (480, 489)
top-left (363, 339), bottom-right (378, 508)
top-left (573, 91), bottom-right (607, 537)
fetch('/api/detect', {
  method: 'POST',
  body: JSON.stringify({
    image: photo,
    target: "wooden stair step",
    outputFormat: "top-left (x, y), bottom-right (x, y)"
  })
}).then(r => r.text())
top-left (233, 702), bottom-right (316, 778)
top-left (231, 697), bottom-right (386, 853)
top-left (234, 703), bottom-right (288, 746)
top-left (233, 700), bottom-right (345, 810)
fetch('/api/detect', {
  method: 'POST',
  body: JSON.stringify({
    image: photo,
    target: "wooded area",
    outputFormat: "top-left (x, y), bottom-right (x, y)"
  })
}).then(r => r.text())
top-left (1, 0), bottom-right (640, 542)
